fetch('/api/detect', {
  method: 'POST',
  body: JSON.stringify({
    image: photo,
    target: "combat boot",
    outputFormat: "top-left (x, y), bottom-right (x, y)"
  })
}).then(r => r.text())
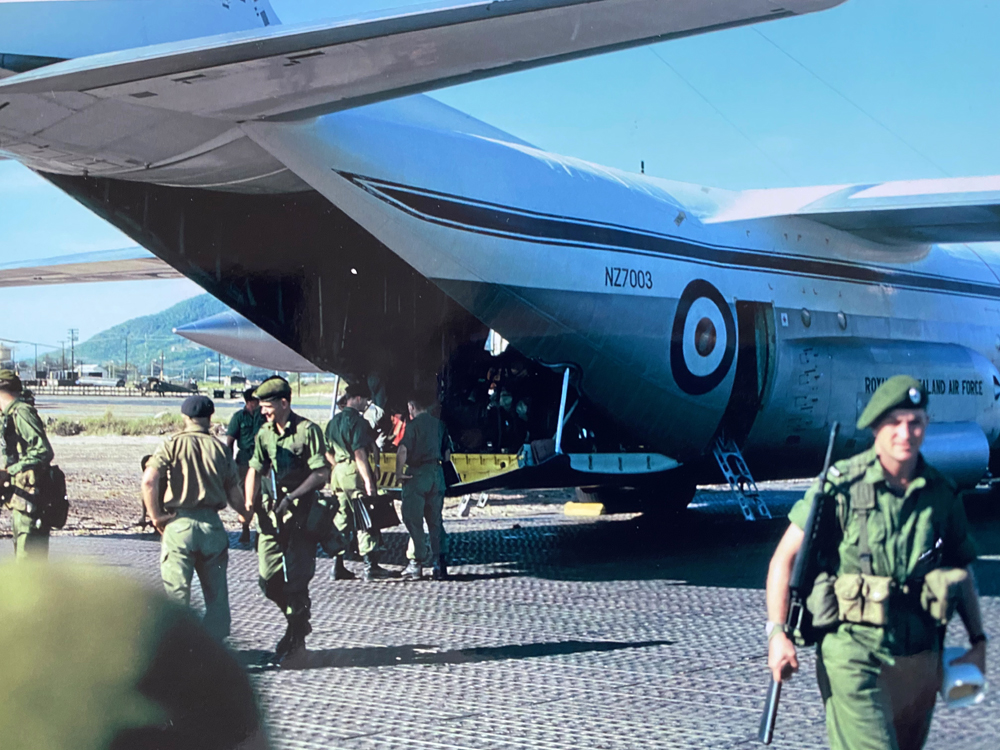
top-left (275, 616), bottom-right (311, 668)
top-left (401, 560), bottom-right (422, 581)
top-left (362, 553), bottom-right (392, 581)
top-left (330, 555), bottom-right (356, 581)
top-left (432, 555), bottom-right (448, 581)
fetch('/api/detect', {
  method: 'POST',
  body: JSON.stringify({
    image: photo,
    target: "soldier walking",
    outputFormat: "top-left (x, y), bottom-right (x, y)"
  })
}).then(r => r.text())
top-left (766, 376), bottom-right (988, 750)
top-left (141, 395), bottom-right (246, 641)
top-left (397, 396), bottom-right (452, 581)
top-left (226, 387), bottom-right (265, 544)
top-left (245, 376), bottom-right (334, 664)
top-left (0, 369), bottom-right (55, 559)
top-left (325, 383), bottom-right (391, 582)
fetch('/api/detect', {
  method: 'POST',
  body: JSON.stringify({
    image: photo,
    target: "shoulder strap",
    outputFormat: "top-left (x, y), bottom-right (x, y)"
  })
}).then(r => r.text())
top-left (852, 481), bottom-right (877, 575)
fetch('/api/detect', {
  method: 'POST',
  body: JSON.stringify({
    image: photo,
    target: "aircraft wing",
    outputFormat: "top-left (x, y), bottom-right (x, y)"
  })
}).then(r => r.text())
top-left (704, 176), bottom-right (1000, 244)
top-left (0, 247), bottom-right (182, 287)
top-left (0, 0), bottom-right (844, 123)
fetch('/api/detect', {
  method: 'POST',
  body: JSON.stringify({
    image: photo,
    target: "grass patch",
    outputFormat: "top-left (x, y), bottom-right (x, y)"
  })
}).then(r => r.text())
top-left (49, 410), bottom-right (187, 436)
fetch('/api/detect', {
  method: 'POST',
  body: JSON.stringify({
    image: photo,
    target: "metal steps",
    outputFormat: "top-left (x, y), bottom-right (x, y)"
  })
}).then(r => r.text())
top-left (712, 436), bottom-right (771, 521)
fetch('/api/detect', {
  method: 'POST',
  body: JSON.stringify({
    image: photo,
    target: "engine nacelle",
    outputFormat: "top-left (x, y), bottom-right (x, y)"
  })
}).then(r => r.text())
top-left (921, 422), bottom-right (990, 488)
top-left (747, 338), bottom-right (1000, 483)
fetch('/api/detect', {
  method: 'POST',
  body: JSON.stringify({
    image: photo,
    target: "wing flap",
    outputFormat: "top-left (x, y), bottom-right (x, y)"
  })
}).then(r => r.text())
top-left (0, 0), bottom-right (844, 122)
top-left (705, 176), bottom-right (1000, 244)
top-left (0, 248), bottom-right (182, 287)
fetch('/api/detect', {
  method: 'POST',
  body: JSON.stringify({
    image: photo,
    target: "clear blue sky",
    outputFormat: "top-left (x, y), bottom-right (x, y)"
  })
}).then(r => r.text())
top-left (2, 0), bottom-right (999, 355)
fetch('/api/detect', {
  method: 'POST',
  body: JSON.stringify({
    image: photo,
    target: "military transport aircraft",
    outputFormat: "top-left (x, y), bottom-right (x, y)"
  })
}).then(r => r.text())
top-left (2, 0), bottom-right (1000, 516)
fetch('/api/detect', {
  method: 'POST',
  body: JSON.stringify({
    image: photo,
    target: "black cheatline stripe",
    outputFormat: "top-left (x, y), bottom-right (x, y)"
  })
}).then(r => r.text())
top-left (337, 172), bottom-right (1000, 300)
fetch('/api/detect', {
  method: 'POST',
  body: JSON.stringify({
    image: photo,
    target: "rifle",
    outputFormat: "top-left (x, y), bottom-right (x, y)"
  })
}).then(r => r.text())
top-left (759, 421), bottom-right (840, 745)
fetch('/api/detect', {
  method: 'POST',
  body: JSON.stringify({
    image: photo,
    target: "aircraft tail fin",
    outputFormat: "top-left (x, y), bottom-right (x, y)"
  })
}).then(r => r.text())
top-left (0, 0), bottom-right (278, 70)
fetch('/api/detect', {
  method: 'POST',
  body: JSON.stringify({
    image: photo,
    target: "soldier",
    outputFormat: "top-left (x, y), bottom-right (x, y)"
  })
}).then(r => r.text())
top-left (245, 376), bottom-right (333, 664)
top-left (397, 396), bottom-right (453, 581)
top-left (766, 375), bottom-right (988, 750)
top-left (325, 383), bottom-right (391, 582)
top-left (141, 395), bottom-right (246, 641)
top-left (0, 562), bottom-right (269, 750)
top-left (0, 369), bottom-right (55, 559)
top-left (226, 387), bottom-right (265, 544)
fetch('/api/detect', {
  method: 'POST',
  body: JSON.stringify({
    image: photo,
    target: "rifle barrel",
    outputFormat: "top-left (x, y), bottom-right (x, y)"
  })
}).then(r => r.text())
top-left (758, 677), bottom-right (781, 744)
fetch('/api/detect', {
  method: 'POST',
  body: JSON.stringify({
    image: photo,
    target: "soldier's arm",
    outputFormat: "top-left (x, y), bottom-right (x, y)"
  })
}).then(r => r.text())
top-left (353, 447), bottom-right (376, 495)
top-left (244, 466), bottom-right (259, 516)
top-left (7, 406), bottom-right (54, 474)
top-left (396, 445), bottom-right (410, 480)
top-left (766, 524), bottom-right (804, 682)
top-left (285, 466), bottom-right (332, 503)
top-left (140, 464), bottom-right (174, 534)
top-left (285, 424), bottom-right (332, 502)
top-left (951, 568), bottom-right (988, 674)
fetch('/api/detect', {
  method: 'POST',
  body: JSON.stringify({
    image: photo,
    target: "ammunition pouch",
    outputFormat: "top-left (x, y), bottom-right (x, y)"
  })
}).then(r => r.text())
top-left (5, 466), bottom-right (68, 529)
top-left (834, 573), bottom-right (895, 626)
top-left (919, 567), bottom-right (968, 626)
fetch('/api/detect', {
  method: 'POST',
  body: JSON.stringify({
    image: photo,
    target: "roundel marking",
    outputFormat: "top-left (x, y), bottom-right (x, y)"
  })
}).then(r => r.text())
top-left (670, 279), bottom-right (736, 395)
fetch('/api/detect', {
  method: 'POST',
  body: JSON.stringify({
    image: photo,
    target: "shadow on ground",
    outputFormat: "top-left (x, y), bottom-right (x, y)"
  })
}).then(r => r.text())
top-left (240, 638), bottom-right (673, 672)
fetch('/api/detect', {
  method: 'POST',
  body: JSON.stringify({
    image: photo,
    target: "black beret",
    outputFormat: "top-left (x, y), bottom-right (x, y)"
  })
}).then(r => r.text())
top-left (242, 387), bottom-right (257, 401)
top-left (857, 375), bottom-right (928, 429)
top-left (254, 376), bottom-right (291, 401)
top-left (181, 395), bottom-right (215, 418)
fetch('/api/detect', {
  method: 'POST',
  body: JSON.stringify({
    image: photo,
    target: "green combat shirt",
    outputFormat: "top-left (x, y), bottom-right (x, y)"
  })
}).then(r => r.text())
top-left (249, 412), bottom-right (327, 495)
top-left (325, 407), bottom-right (373, 465)
top-left (226, 408), bottom-right (265, 465)
top-left (399, 412), bottom-right (452, 469)
top-left (147, 426), bottom-right (239, 511)
top-left (789, 447), bottom-right (976, 656)
top-left (1, 398), bottom-right (53, 476)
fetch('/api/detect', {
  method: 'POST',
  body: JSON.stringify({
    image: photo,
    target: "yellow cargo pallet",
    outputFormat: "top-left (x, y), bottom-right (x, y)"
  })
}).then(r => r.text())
top-left (377, 452), bottom-right (518, 490)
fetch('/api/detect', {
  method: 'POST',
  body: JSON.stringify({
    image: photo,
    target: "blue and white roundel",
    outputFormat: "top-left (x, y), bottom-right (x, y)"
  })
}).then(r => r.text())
top-left (670, 279), bottom-right (736, 395)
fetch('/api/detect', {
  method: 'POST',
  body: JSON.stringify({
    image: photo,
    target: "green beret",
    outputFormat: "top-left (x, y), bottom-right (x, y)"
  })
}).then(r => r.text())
top-left (254, 376), bottom-right (291, 401)
top-left (857, 375), bottom-right (928, 429)
top-left (0, 369), bottom-right (22, 392)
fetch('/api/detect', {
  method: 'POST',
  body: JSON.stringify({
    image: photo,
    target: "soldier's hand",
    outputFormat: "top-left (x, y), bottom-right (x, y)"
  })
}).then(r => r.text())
top-left (151, 511), bottom-right (176, 535)
top-left (363, 478), bottom-right (376, 496)
top-left (768, 631), bottom-right (798, 683)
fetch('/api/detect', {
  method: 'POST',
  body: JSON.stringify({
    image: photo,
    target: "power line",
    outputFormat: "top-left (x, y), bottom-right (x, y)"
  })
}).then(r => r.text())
top-left (751, 28), bottom-right (951, 178)
top-left (647, 46), bottom-right (796, 182)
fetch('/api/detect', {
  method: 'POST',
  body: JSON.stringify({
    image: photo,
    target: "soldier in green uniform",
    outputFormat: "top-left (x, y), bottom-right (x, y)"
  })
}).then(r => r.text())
top-left (141, 395), bottom-right (246, 641)
top-left (226, 387), bottom-right (265, 544)
top-left (0, 562), bottom-right (269, 750)
top-left (766, 375), bottom-right (988, 750)
top-left (0, 369), bottom-right (55, 559)
top-left (245, 376), bottom-right (334, 663)
top-left (325, 383), bottom-right (390, 582)
top-left (397, 396), bottom-right (453, 581)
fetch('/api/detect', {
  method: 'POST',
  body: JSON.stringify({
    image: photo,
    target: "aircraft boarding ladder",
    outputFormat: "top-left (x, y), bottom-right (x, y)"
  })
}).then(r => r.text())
top-left (712, 437), bottom-right (771, 521)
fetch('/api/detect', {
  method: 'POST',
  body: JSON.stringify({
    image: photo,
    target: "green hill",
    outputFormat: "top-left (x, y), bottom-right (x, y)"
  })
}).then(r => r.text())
top-left (67, 294), bottom-right (270, 382)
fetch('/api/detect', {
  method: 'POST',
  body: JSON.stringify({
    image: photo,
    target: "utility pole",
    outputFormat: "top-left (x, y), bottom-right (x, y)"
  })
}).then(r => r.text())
top-left (68, 328), bottom-right (78, 373)
top-left (217, 352), bottom-right (221, 383)
top-left (160, 350), bottom-right (165, 379)
top-left (59, 341), bottom-right (65, 371)
top-left (124, 335), bottom-right (129, 384)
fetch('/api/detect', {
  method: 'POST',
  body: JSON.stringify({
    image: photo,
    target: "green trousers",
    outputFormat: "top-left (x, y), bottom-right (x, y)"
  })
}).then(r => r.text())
top-left (400, 465), bottom-right (446, 564)
top-left (256, 508), bottom-right (316, 621)
top-left (159, 508), bottom-right (230, 640)
top-left (11, 507), bottom-right (49, 560)
top-left (331, 464), bottom-right (379, 556)
top-left (817, 630), bottom-right (941, 750)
